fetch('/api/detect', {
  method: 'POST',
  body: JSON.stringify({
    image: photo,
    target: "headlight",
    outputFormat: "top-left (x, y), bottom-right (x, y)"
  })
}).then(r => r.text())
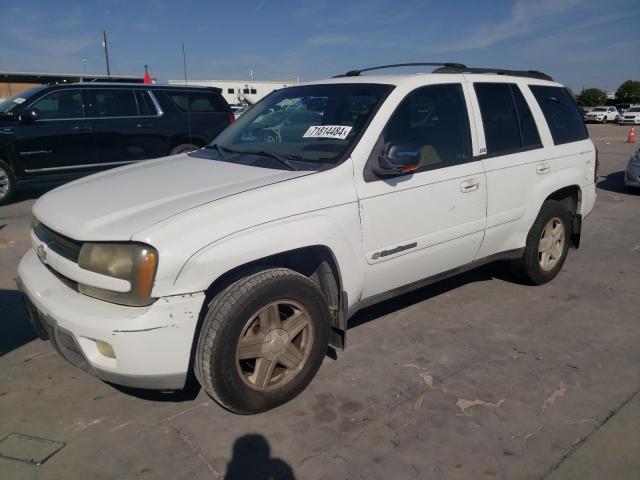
top-left (78, 243), bottom-right (158, 306)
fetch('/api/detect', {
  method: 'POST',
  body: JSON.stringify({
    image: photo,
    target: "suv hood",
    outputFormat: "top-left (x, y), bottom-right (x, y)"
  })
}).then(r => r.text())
top-left (33, 154), bottom-right (310, 241)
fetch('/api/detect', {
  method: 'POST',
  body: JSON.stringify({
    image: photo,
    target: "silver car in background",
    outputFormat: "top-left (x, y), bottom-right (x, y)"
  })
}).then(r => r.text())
top-left (625, 148), bottom-right (640, 190)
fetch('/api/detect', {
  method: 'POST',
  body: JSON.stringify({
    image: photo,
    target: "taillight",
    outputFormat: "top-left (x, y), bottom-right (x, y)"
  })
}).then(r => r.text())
top-left (594, 147), bottom-right (599, 183)
top-left (228, 112), bottom-right (235, 124)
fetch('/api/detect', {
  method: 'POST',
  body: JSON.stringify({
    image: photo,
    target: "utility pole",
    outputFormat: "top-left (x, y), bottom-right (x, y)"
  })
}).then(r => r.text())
top-left (102, 30), bottom-right (111, 76)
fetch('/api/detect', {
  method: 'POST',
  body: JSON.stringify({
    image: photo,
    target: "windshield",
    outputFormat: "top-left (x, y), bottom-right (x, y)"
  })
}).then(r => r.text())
top-left (591, 107), bottom-right (607, 112)
top-left (194, 83), bottom-right (392, 170)
top-left (626, 107), bottom-right (640, 113)
top-left (0, 87), bottom-right (45, 117)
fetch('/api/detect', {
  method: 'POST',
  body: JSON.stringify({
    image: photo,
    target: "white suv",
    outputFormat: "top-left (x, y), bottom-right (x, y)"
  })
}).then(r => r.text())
top-left (585, 106), bottom-right (619, 123)
top-left (18, 64), bottom-right (597, 413)
top-left (620, 106), bottom-right (640, 125)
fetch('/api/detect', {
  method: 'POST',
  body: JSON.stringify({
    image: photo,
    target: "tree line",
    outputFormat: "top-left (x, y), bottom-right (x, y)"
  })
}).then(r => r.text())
top-left (572, 80), bottom-right (640, 107)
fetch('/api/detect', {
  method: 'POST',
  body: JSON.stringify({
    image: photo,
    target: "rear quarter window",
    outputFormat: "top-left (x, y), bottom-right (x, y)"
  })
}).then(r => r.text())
top-left (166, 91), bottom-right (227, 113)
top-left (529, 85), bottom-right (588, 145)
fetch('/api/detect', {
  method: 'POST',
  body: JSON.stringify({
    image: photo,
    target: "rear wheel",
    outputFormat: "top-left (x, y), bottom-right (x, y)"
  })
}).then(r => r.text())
top-left (510, 200), bottom-right (571, 285)
top-left (195, 268), bottom-right (330, 414)
top-left (170, 143), bottom-right (199, 155)
top-left (0, 159), bottom-right (16, 206)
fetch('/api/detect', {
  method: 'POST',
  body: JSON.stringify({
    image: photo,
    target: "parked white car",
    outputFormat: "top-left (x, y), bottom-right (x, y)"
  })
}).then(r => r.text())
top-left (619, 106), bottom-right (640, 125)
top-left (625, 148), bottom-right (640, 189)
top-left (585, 106), bottom-right (619, 123)
top-left (18, 64), bottom-right (597, 413)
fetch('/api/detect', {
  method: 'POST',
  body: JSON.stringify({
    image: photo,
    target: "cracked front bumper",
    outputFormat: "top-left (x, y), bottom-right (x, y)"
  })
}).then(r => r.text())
top-left (17, 249), bottom-right (205, 389)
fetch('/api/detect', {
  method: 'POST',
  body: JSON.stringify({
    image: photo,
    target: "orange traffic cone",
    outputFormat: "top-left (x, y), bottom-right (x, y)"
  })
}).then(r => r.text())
top-left (627, 126), bottom-right (636, 144)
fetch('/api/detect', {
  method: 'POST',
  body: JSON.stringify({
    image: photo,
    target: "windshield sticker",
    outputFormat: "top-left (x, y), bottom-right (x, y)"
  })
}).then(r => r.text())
top-left (12, 98), bottom-right (26, 104)
top-left (303, 125), bottom-right (352, 140)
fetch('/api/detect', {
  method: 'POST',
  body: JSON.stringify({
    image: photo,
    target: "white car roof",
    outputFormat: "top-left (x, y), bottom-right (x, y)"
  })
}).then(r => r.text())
top-left (298, 73), bottom-right (563, 89)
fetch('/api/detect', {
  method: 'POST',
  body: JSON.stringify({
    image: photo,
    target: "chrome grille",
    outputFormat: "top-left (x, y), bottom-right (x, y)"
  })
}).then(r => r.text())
top-left (33, 222), bottom-right (83, 262)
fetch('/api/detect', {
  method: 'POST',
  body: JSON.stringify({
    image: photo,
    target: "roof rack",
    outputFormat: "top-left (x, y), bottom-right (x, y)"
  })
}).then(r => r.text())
top-left (333, 63), bottom-right (553, 81)
top-left (433, 65), bottom-right (553, 81)
top-left (333, 63), bottom-right (467, 78)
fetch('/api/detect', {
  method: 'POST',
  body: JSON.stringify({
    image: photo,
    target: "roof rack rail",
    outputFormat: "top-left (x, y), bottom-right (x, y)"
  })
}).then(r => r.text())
top-left (433, 66), bottom-right (553, 81)
top-left (333, 63), bottom-right (467, 78)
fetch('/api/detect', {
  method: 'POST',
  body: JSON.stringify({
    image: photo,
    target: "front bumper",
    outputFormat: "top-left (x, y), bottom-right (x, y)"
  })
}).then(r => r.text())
top-left (17, 249), bottom-right (205, 389)
top-left (620, 118), bottom-right (640, 125)
top-left (625, 162), bottom-right (640, 187)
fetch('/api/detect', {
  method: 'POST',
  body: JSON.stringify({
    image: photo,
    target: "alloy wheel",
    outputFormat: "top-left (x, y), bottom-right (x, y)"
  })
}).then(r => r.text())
top-left (0, 165), bottom-right (9, 200)
top-left (236, 300), bottom-right (314, 391)
top-left (538, 217), bottom-right (565, 271)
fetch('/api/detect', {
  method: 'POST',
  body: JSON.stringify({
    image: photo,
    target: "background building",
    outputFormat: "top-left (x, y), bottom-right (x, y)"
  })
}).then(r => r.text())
top-left (0, 72), bottom-right (147, 101)
top-left (168, 79), bottom-right (297, 105)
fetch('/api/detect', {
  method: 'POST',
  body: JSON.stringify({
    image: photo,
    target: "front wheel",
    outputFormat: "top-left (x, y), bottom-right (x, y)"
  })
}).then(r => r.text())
top-left (510, 200), bottom-right (571, 285)
top-left (195, 268), bottom-right (330, 414)
top-left (0, 159), bottom-right (16, 206)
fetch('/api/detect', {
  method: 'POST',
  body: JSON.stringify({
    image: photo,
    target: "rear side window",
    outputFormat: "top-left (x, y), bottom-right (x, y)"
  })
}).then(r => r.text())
top-left (529, 85), bottom-right (588, 145)
top-left (84, 89), bottom-right (138, 118)
top-left (31, 90), bottom-right (84, 119)
top-left (382, 83), bottom-right (471, 170)
top-left (474, 83), bottom-right (541, 156)
top-left (135, 90), bottom-right (157, 116)
top-left (167, 91), bottom-right (225, 112)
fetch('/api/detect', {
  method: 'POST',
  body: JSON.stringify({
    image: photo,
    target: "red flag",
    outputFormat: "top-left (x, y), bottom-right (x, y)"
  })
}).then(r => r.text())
top-left (144, 65), bottom-right (152, 84)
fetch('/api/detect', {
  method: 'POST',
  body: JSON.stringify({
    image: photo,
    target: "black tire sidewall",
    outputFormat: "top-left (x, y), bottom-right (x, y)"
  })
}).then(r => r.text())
top-left (0, 159), bottom-right (15, 205)
top-left (523, 201), bottom-right (571, 284)
top-left (170, 143), bottom-right (199, 155)
top-left (202, 272), bottom-right (330, 413)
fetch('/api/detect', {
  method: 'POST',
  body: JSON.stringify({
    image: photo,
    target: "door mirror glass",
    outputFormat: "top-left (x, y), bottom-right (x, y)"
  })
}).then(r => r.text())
top-left (18, 109), bottom-right (39, 125)
top-left (373, 142), bottom-right (423, 176)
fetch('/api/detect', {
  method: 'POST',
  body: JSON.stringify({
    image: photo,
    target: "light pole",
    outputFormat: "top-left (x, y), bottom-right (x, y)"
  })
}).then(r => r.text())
top-left (81, 59), bottom-right (87, 82)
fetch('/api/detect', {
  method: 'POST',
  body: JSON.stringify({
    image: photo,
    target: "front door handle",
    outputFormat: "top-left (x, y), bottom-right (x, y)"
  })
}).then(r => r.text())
top-left (460, 178), bottom-right (480, 193)
top-left (136, 123), bottom-right (154, 129)
top-left (536, 163), bottom-right (550, 175)
top-left (72, 125), bottom-right (93, 132)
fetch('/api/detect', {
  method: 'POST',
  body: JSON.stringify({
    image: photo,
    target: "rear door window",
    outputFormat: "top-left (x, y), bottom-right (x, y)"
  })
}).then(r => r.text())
top-left (30, 90), bottom-right (84, 119)
top-left (84, 89), bottom-right (138, 118)
top-left (529, 85), bottom-right (588, 145)
top-left (135, 90), bottom-right (157, 116)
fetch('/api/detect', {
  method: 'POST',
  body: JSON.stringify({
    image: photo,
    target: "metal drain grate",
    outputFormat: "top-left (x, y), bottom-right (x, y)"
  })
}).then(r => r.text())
top-left (0, 433), bottom-right (65, 465)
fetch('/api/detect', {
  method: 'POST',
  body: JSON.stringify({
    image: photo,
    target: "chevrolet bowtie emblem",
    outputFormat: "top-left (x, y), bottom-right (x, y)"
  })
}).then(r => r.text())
top-left (36, 244), bottom-right (47, 264)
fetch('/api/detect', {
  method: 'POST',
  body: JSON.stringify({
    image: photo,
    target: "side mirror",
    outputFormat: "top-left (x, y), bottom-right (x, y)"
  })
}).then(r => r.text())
top-left (18, 109), bottom-right (38, 125)
top-left (372, 142), bottom-right (422, 177)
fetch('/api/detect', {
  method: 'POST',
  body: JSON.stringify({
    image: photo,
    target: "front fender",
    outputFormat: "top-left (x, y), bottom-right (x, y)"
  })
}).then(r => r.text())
top-left (172, 204), bottom-right (365, 307)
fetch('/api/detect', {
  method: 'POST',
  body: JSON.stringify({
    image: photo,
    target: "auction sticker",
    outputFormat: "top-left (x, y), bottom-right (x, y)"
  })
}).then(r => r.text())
top-left (303, 125), bottom-right (352, 140)
top-left (12, 98), bottom-right (26, 104)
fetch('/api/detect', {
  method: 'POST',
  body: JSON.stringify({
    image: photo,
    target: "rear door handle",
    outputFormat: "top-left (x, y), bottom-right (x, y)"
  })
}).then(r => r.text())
top-left (72, 125), bottom-right (93, 132)
top-left (536, 163), bottom-right (550, 175)
top-left (136, 123), bottom-right (154, 129)
top-left (460, 178), bottom-right (480, 193)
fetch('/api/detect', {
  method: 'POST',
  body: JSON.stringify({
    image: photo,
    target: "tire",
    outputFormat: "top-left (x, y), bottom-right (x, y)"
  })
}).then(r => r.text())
top-left (602, 117), bottom-right (606, 124)
top-left (170, 143), bottom-right (199, 155)
top-left (0, 159), bottom-right (16, 206)
top-left (510, 200), bottom-right (571, 285)
top-left (195, 268), bottom-right (330, 414)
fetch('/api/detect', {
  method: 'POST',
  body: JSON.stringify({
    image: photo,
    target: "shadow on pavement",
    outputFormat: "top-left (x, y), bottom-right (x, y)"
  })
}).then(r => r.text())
top-left (597, 171), bottom-right (637, 194)
top-left (224, 434), bottom-right (295, 480)
top-left (10, 185), bottom-right (56, 204)
top-left (349, 261), bottom-right (515, 329)
top-left (0, 289), bottom-right (37, 356)
top-left (108, 371), bottom-right (202, 402)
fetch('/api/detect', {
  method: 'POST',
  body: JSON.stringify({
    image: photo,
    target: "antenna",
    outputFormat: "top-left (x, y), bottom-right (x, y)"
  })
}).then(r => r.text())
top-left (102, 30), bottom-right (111, 76)
top-left (182, 42), bottom-right (193, 147)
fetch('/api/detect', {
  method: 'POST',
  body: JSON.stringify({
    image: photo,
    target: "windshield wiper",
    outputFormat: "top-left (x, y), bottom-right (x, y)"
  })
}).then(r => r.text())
top-left (206, 145), bottom-right (298, 171)
top-left (243, 150), bottom-right (298, 171)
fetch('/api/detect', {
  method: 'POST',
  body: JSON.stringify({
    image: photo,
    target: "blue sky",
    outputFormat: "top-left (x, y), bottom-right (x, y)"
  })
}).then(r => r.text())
top-left (1, 0), bottom-right (638, 92)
